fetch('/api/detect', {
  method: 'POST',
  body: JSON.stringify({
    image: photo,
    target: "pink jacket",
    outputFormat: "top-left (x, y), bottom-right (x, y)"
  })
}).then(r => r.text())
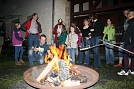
top-left (77, 33), bottom-right (82, 47)
top-left (12, 30), bottom-right (23, 46)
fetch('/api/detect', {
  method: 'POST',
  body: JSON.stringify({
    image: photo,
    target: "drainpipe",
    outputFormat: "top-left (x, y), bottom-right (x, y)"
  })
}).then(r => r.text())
top-left (51, 0), bottom-right (55, 45)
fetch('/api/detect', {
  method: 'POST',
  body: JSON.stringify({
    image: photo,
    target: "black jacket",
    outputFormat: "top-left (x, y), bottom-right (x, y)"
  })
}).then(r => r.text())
top-left (121, 18), bottom-right (134, 46)
top-left (91, 19), bottom-right (104, 37)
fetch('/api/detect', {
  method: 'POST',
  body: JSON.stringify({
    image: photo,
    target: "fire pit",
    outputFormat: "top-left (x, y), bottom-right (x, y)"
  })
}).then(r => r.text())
top-left (24, 64), bottom-right (99, 89)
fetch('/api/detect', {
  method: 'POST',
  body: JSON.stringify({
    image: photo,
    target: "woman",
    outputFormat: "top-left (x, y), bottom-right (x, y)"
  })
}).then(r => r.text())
top-left (103, 18), bottom-right (115, 65)
top-left (118, 11), bottom-right (134, 75)
top-left (77, 18), bottom-right (92, 65)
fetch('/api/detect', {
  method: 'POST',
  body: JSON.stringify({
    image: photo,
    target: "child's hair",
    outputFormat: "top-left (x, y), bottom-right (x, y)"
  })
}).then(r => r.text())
top-left (14, 22), bottom-right (20, 28)
top-left (69, 25), bottom-right (77, 33)
top-left (40, 34), bottom-right (47, 39)
top-left (61, 26), bottom-right (67, 33)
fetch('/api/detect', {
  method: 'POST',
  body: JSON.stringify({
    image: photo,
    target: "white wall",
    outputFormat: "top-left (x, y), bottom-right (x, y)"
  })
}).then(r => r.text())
top-left (0, 0), bottom-right (70, 44)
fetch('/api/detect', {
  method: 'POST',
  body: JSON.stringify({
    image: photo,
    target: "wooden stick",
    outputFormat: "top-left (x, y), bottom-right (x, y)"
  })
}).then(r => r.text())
top-left (80, 44), bottom-right (104, 51)
top-left (36, 56), bottom-right (58, 83)
top-left (101, 40), bottom-right (134, 55)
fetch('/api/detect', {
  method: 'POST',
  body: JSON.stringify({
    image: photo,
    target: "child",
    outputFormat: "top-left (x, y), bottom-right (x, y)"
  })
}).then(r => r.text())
top-left (29, 34), bottom-right (52, 67)
top-left (12, 22), bottom-right (25, 65)
top-left (65, 26), bottom-right (78, 64)
top-left (58, 26), bottom-right (67, 46)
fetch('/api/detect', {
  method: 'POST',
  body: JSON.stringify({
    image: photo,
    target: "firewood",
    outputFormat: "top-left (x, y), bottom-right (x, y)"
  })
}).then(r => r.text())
top-left (58, 60), bottom-right (70, 81)
top-left (61, 78), bottom-right (71, 87)
top-left (36, 56), bottom-right (58, 83)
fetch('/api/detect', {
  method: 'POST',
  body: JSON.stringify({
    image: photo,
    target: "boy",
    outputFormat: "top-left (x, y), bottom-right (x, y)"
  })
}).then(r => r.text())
top-left (29, 34), bottom-right (52, 67)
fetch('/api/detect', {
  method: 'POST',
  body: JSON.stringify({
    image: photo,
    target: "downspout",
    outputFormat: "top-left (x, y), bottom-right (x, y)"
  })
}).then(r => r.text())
top-left (51, 0), bottom-right (55, 45)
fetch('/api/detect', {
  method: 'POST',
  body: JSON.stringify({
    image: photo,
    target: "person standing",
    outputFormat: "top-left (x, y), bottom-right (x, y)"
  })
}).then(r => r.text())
top-left (89, 14), bottom-right (104, 67)
top-left (21, 13), bottom-right (42, 67)
top-left (0, 20), bottom-right (6, 56)
top-left (65, 26), bottom-right (78, 64)
top-left (12, 22), bottom-right (25, 65)
top-left (118, 11), bottom-right (134, 75)
top-left (77, 18), bottom-right (92, 66)
top-left (57, 26), bottom-right (67, 46)
top-left (53, 18), bottom-right (65, 47)
top-left (114, 9), bottom-right (131, 67)
top-left (103, 18), bottom-right (115, 65)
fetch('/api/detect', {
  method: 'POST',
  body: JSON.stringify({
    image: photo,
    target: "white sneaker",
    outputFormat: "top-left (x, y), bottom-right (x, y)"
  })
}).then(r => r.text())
top-left (117, 70), bottom-right (128, 75)
top-left (128, 70), bottom-right (134, 75)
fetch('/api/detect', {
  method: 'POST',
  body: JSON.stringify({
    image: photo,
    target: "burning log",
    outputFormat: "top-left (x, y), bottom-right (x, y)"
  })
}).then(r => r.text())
top-left (36, 56), bottom-right (58, 83)
top-left (58, 60), bottom-right (70, 81)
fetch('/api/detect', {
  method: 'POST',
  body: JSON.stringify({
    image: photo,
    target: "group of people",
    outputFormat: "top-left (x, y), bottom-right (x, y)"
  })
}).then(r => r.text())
top-left (1, 9), bottom-right (134, 76)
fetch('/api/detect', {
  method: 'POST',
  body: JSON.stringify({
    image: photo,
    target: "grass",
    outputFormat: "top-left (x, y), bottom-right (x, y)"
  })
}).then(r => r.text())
top-left (0, 53), bottom-right (134, 89)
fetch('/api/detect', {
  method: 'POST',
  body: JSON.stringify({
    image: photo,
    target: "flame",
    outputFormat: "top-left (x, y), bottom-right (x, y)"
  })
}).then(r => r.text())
top-left (44, 44), bottom-right (80, 76)
top-left (44, 44), bottom-right (72, 73)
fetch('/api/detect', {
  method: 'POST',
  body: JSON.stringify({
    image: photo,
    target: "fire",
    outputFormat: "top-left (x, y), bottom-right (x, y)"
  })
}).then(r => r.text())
top-left (44, 44), bottom-right (80, 76)
top-left (44, 44), bottom-right (72, 73)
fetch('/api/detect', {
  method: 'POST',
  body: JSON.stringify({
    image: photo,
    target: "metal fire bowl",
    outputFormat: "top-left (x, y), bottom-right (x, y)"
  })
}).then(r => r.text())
top-left (24, 64), bottom-right (99, 89)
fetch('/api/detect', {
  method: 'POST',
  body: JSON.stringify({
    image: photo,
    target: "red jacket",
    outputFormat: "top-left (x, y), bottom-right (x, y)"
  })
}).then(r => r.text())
top-left (21, 19), bottom-right (42, 38)
top-left (53, 24), bottom-right (65, 43)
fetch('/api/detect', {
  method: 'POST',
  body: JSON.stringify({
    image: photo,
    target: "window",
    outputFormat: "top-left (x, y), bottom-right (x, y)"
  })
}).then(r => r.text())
top-left (83, 2), bottom-right (89, 11)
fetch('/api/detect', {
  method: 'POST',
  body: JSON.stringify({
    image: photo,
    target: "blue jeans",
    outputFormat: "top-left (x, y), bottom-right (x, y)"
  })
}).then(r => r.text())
top-left (28, 50), bottom-right (45, 67)
top-left (104, 40), bottom-right (114, 64)
top-left (68, 48), bottom-right (76, 64)
top-left (14, 46), bottom-right (23, 62)
top-left (118, 44), bottom-right (124, 59)
top-left (91, 36), bottom-right (102, 67)
top-left (28, 34), bottom-right (38, 49)
top-left (78, 39), bottom-right (91, 64)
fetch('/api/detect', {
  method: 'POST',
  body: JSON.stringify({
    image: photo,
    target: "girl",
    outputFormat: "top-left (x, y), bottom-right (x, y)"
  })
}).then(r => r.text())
top-left (58, 26), bottom-right (67, 46)
top-left (12, 22), bottom-right (25, 65)
top-left (77, 18), bottom-right (92, 66)
top-left (103, 18), bottom-right (115, 64)
top-left (65, 26), bottom-right (78, 64)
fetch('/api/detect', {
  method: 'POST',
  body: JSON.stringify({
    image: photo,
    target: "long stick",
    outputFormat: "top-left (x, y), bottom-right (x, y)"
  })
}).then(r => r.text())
top-left (80, 40), bottom-right (134, 55)
top-left (101, 40), bottom-right (134, 55)
top-left (80, 44), bottom-right (104, 51)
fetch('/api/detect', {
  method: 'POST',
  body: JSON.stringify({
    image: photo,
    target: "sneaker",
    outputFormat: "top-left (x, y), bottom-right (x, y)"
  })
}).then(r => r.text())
top-left (128, 70), bottom-right (134, 75)
top-left (19, 60), bottom-right (25, 63)
top-left (117, 70), bottom-right (128, 75)
top-left (83, 63), bottom-right (89, 66)
top-left (15, 62), bottom-right (21, 65)
top-left (114, 63), bottom-right (122, 67)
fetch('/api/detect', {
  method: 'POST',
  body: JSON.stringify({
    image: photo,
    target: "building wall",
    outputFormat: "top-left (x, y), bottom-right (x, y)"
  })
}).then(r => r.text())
top-left (0, 0), bottom-right (70, 44)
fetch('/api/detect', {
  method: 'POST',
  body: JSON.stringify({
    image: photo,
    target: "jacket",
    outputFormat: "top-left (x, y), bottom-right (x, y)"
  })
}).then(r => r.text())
top-left (91, 19), bottom-right (104, 37)
top-left (65, 33), bottom-right (78, 48)
top-left (77, 33), bottom-right (82, 47)
top-left (21, 19), bottom-right (42, 38)
top-left (58, 32), bottom-right (67, 45)
top-left (53, 24), bottom-right (65, 44)
top-left (103, 25), bottom-right (115, 41)
top-left (121, 18), bottom-right (134, 46)
top-left (12, 29), bottom-right (23, 46)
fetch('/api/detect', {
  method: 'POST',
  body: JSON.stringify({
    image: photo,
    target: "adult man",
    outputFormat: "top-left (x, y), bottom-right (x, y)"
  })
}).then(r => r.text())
top-left (21, 13), bottom-right (42, 67)
top-left (31, 34), bottom-right (52, 67)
